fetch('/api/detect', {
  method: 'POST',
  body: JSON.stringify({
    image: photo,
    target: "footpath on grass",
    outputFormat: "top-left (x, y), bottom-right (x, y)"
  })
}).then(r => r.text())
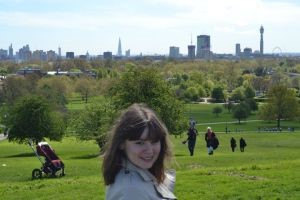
top-left (197, 119), bottom-right (263, 125)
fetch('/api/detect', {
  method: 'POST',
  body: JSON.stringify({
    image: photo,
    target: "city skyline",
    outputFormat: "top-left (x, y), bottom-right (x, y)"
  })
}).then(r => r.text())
top-left (1, 0), bottom-right (300, 55)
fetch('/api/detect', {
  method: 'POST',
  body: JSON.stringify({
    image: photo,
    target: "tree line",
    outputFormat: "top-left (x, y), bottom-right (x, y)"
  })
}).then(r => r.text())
top-left (1, 58), bottom-right (300, 150)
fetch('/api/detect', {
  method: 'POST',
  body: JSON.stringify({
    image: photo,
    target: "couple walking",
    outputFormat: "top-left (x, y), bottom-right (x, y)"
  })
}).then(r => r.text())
top-left (231, 137), bottom-right (247, 152)
top-left (183, 126), bottom-right (219, 156)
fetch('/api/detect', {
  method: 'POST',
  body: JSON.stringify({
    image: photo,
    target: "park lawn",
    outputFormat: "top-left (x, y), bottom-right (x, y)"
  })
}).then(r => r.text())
top-left (185, 103), bottom-right (300, 134)
top-left (66, 94), bottom-right (105, 111)
top-left (66, 97), bottom-right (300, 133)
top-left (1, 132), bottom-right (300, 200)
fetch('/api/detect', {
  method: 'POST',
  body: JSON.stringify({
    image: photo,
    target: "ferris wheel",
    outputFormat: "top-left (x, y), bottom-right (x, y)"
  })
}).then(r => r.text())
top-left (272, 46), bottom-right (283, 56)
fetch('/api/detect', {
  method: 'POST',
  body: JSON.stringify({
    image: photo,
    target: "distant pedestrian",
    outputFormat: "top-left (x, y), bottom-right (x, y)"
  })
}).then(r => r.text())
top-left (230, 137), bottom-right (236, 152)
top-left (205, 127), bottom-right (218, 155)
top-left (240, 137), bottom-right (247, 152)
top-left (189, 117), bottom-right (196, 129)
top-left (182, 127), bottom-right (198, 156)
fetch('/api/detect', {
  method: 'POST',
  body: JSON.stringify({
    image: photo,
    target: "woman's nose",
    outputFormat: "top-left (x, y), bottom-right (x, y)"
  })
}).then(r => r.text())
top-left (143, 142), bottom-right (154, 153)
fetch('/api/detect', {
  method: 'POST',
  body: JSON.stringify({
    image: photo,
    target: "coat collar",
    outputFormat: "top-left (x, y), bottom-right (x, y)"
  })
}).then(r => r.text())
top-left (123, 159), bottom-right (156, 182)
top-left (122, 159), bottom-right (177, 199)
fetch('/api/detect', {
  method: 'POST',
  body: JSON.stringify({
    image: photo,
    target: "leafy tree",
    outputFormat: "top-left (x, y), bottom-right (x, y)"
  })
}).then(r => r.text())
top-left (224, 101), bottom-right (234, 113)
top-left (2, 76), bottom-right (30, 105)
top-left (74, 77), bottom-right (96, 103)
top-left (7, 95), bottom-right (65, 144)
top-left (245, 98), bottom-right (258, 112)
top-left (291, 77), bottom-right (300, 89)
top-left (244, 86), bottom-right (255, 99)
top-left (224, 65), bottom-right (240, 91)
top-left (230, 87), bottom-right (245, 102)
top-left (70, 99), bottom-right (116, 151)
top-left (254, 66), bottom-right (266, 76)
top-left (232, 102), bottom-right (250, 124)
top-left (37, 76), bottom-right (70, 110)
top-left (189, 71), bottom-right (204, 85)
top-left (259, 85), bottom-right (300, 128)
top-left (270, 72), bottom-right (289, 86)
top-left (0, 67), bottom-right (8, 76)
top-left (211, 86), bottom-right (225, 103)
top-left (181, 73), bottom-right (189, 81)
top-left (24, 73), bottom-right (41, 93)
top-left (197, 85), bottom-right (206, 98)
top-left (251, 76), bottom-right (269, 94)
top-left (168, 73), bottom-right (182, 85)
top-left (110, 66), bottom-right (186, 136)
top-left (184, 87), bottom-right (199, 102)
top-left (212, 106), bottom-right (222, 117)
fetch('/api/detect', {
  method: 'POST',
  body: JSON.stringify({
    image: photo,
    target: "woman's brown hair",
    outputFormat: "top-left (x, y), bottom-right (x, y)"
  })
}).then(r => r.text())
top-left (102, 103), bottom-right (172, 185)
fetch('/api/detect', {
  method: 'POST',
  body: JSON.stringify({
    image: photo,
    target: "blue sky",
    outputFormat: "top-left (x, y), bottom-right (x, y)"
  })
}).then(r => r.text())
top-left (1, 0), bottom-right (300, 55)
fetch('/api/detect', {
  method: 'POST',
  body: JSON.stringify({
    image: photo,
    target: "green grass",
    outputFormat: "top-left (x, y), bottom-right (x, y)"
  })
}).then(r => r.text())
top-left (185, 103), bottom-right (300, 134)
top-left (1, 102), bottom-right (299, 199)
top-left (1, 132), bottom-right (300, 200)
top-left (66, 94), bottom-right (105, 111)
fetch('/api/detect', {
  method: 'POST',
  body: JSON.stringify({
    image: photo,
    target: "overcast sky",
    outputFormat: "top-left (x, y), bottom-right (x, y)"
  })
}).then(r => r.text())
top-left (0, 0), bottom-right (300, 55)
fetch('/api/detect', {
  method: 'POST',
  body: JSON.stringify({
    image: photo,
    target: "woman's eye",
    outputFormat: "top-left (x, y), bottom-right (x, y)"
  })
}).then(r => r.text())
top-left (135, 141), bottom-right (144, 145)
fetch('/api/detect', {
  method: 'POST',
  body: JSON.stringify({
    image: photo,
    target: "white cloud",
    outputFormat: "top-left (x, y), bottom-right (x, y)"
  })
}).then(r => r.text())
top-left (1, 0), bottom-right (300, 31)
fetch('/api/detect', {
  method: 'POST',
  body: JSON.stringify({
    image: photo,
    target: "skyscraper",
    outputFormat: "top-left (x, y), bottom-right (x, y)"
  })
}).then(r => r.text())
top-left (117, 37), bottom-right (122, 56)
top-left (18, 44), bottom-right (31, 61)
top-left (188, 45), bottom-right (195, 59)
top-left (9, 43), bottom-right (13, 59)
top-left (125, 49), bottom-right (130, 57)
top-left (188, 34), bottom-right (195, 59)
top-left (169, 46), bottom-right (179, 58)
top-left (66, 52), bottom-right (74, 59)
top-left (260, 25), bottom-right (264, 55)
top-left (58, 46), bottom-right (62, 58)
top-left (196, 35), bottom-right (211, 58)
top-left (104, 51), bottom-right (113, 60)
top-left (235, 43), bottom-right (241, 56)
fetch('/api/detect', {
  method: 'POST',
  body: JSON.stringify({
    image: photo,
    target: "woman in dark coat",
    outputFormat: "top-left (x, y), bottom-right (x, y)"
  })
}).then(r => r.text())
top-left (230, 137), bottom-right (237, 152)
top-left (205, 127), bottom-right (216, 155)
top-left (240, 137), bottom-right (247, 152)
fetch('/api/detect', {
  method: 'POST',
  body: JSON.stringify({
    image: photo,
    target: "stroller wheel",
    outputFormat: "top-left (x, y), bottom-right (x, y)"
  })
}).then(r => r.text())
top-left (59, 167), bottom-right (65, 177)
top-left (32, 168), bottom-right (42, 180)
top-left (62, 167), bottom-right (65, 176)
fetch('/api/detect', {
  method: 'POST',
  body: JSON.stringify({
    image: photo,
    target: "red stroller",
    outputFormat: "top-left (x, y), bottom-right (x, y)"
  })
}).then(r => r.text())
top-left (29, 141), bottom-right (65, 179)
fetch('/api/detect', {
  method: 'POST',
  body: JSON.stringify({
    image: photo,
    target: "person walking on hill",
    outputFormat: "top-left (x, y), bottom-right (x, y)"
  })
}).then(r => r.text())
top-left (182, 127), bottom-right (198, 156)
top-left (205, 127), bottom-right (218, 155)
top-left (189, 117), bottom-right (196, 129)
top-left (230, 137), bottom-right (237, 152)
top-left (239, 137), bottom-right (247, 152)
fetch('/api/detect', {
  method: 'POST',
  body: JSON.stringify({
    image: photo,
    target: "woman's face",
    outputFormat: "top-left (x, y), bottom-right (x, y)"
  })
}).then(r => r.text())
top-left (122, 128), bottom-right (161, 170)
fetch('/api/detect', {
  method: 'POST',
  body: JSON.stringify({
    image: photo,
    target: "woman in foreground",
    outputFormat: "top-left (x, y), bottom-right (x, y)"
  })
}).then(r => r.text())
top-left (102, 103), bottom-right (176, 200)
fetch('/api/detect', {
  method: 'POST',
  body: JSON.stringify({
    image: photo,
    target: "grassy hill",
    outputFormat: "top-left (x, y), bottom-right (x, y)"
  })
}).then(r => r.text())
top-left (1, 132), bottom-right (300, 199)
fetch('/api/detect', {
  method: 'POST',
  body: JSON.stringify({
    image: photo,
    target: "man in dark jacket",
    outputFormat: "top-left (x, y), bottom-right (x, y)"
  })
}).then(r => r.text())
top-left (183, 127), bottom-right (198, 156)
